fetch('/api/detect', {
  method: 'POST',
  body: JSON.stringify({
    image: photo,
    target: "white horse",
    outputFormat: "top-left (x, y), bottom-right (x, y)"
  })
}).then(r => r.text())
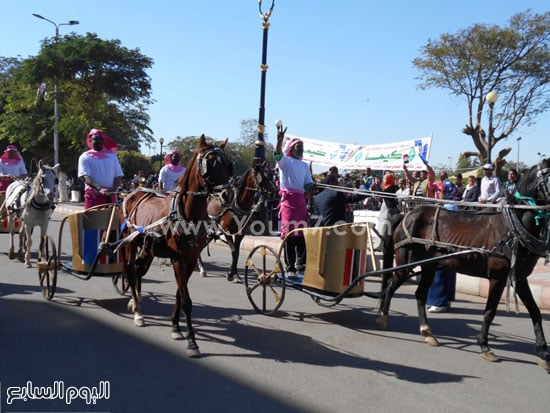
top-left (6, 160), bottom-right (59, 267)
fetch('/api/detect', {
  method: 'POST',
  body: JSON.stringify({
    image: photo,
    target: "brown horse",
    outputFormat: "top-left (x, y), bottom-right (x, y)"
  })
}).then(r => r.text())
top-left (379, 159), bottom-right (550, 371)
top-left (198, 164), bottom-right (275, 281)
top-left (120, 135), bottom-right (233, 356)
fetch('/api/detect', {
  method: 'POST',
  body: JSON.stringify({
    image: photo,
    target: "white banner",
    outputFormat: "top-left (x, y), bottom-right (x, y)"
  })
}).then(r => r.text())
top-left (284, 134), bottom-right (432, 171)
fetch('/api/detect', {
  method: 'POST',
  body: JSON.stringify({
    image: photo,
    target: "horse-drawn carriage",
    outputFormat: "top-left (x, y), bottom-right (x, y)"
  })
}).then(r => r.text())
top-left (242, 159), bottom-right (550, 371)
top-left (19, 142), bottom-right (550, 370)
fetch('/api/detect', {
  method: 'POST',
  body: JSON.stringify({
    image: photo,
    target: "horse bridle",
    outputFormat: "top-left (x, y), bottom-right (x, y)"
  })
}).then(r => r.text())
top-left (536, 164), bottom-right (550, 203)
top-left (197, 146), bottom-right (233, 194)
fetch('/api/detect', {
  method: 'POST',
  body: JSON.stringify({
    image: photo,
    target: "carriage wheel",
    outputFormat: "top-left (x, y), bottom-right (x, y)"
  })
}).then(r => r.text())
top-left (37, 235), bottom-right (58, 300)
top-left (112, 272), bottom-right (129, 295)
top-left (244, 245), bottom-right (285, 314)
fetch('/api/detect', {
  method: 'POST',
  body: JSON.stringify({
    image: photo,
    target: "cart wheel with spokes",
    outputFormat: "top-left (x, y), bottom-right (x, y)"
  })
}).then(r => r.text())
top-left (37, 235), bottom-right (58, 300)
top-left (244, 245), bottom-right (285, 314)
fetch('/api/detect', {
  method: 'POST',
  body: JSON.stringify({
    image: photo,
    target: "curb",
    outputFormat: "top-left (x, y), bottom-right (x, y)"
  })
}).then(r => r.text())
top-left (52, 202), bottom-right (550, 311)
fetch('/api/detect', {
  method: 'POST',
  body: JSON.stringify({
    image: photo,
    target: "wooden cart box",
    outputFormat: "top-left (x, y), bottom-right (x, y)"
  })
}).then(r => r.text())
top-left (68, 205), bottom-right (122, 274)
top-left (0, 191), bottom-right (21, 233)
top-left (301, 223), bottom-right (372, 295)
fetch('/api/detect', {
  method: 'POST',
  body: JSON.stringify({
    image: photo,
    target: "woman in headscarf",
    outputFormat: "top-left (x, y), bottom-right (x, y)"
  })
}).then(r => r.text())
top-left (158, 149), bottom-right (186, 191)
top-left (77, 128), bottom-right (124, 209)
top-left (0, 145), bottom-right (27, 192)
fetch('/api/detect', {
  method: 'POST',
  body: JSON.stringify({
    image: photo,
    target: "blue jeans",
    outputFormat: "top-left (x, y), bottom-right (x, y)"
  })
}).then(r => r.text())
top-left (427, 267), bottom-right (456, 307)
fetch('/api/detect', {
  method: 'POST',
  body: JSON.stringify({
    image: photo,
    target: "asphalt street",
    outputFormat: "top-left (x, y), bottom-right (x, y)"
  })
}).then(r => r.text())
top-left (1, 210), bottom-right (550, 413)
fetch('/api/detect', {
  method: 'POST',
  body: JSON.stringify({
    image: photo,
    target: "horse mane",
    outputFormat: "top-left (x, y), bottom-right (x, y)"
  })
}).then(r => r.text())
top-left (234, 168), bottom-right (254, 198)
top-left (176, 135), bottom-right (209, 195)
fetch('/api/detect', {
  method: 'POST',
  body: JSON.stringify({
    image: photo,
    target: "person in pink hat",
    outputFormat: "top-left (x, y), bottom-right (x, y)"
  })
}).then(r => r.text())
top-left (274, 129), bottom-right (314, 279)
top-left (0, 145), bottom-right (27, 192)
top-left (77, 128), bottom-right (124, 209)
top-left (158, 149), bottom-right (186, 191)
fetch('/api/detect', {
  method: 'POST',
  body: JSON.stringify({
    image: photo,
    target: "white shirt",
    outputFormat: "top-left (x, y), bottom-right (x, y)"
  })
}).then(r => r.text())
top-left (78, 151), bottom-right (123, 189)
top-left (0, 159), bottom-right (27, 176)
top-left (159, 165), bottom-right (186, 190)
top-left (479, 175), bottom-right (501, 202)
top-left (276, 155), bottom-right (313, 191)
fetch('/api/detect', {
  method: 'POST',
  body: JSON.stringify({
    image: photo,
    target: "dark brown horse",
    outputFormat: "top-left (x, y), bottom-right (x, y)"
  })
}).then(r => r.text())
top-left (198, 164), bottom-right (275, 281)
top-left (379, 159), bottom-right (550, 370)
top-left (120, 135), bottom-right (233, 356)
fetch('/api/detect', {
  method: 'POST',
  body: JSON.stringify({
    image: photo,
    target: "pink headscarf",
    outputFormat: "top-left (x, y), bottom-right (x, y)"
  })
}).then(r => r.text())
top-left (284, 137), bottom-right (303, 158)
top-left (0, 145), bottom-right (24, 166)
top-left (86, 129), bottom-right (118, 152)
top-left (164, 149), bottom-right (184, 172)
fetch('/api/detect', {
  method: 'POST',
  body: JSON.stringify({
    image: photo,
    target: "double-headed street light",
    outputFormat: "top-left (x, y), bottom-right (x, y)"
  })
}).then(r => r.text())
top-left (32, 13), bottom-right (79, 167)
top-left (255, 0), bottom-right (275, 169)
top-left (485, 91), bottom-right (498, 165)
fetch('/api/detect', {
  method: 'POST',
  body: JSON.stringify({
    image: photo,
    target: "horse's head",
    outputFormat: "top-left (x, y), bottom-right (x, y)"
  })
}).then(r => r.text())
top-left (178, 134), bottom-right (233, 204)
top-left (34, 160), bottom-right (60, 203)
top-left (535, 158), bottom-right (550, 204)
top-left (254, 162), bottom-right (276, 201)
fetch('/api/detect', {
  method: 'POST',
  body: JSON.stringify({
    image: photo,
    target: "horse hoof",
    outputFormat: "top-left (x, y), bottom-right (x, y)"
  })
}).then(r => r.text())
top-left (376, 315), bottom-right (388, 330)
top-left (481, 351), bottom-right (499, 362)
top-left (232, 276), bottom-right (242, 284)
top-left (424, 336), bottom-right (439, 346)
top-left (420, 326), bottom-right (439, 346)
top-left (226, 275), bottom-right (234, 282)
top-left (25, 263), bottom-right (32, 268)
top-left (536, 357), bottom-right (550, 372)
top-left (187, 348), bottom-right (201, 358)
top-left (133, 316), bottom-right (145, 327)
top-left (8, 252), bottom-right (15, 260)
top-left (200, 271), bottom-right (207, 278)
top-left (171, 331), bottom-right (184, 340)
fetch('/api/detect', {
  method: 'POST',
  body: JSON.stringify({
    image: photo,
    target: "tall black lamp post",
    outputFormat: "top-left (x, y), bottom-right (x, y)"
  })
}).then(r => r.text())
top-left (485, 90), bottom-right (498, 165)
top-left (516, 136), bottom-right (522, 170)
top-left (32, 13), bottom-right (79, 166)
top-left (255, 0), bottom-right (275, 169)
top-left (159, 137), bottom-right (164, 159)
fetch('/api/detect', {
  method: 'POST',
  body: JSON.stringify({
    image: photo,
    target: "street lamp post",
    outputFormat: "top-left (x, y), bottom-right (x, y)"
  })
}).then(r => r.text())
top-left (516, 136), bottom-right (522, 170)
top-left (485, 91), bottom-right (498, 165)
top-left (448, 156), bottom-right (453, 172)
top-left (32, 13), bottom-right (79, 167)
top-left (538, 152), bottom-right (546, 162)
top-left (159, 137), bottom-right (164, 160)
top-left (255, 0), bottom-right (275, 169)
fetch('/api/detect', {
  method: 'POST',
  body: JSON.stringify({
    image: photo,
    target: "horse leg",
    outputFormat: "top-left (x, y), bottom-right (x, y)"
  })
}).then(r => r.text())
top-left (170, 288), bottom-right (184, 340)
top-left (477, 278), bottom-right (507, 362)
top-left (415, 265), bottom-right (438, 346)
top-left (182, 262), bottom-right (200, 357)
top-left (197, 254), bottom-right (207, 278)
top-left (170, 260), bottom-right (200, 356)
top-left (228, 235), bottom-right (243, 282)
top-left (8, 216), bottom-right (15, 259)
top-left (22, 226), bottom-right (32, 267)
top-left (124, 243), bottom-right (145, 327)
top-left (514, 276), bottom-right (550, 371)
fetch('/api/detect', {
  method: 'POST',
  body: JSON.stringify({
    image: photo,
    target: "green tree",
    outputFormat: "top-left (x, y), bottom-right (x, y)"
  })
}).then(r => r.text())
top-left (413, 10), bottom-right (550, 173)
top-left (0, 33), bottom-right (153, 170)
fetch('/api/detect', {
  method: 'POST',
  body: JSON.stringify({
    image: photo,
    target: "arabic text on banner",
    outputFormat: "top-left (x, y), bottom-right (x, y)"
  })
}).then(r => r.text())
top-left (283, 135), bottom-right (432, 171)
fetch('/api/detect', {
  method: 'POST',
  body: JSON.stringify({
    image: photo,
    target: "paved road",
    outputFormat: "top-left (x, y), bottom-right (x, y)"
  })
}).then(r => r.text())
top-left (1, 210), bottom-right (550, 412)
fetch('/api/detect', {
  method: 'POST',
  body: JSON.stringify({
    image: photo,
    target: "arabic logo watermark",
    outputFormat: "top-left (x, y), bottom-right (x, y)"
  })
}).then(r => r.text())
top-left (5, 380), bottom-right (110, 405)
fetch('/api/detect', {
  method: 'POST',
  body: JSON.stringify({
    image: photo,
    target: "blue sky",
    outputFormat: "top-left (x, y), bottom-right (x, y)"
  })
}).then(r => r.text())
top-left (2, 0), bottom-right (548, 171)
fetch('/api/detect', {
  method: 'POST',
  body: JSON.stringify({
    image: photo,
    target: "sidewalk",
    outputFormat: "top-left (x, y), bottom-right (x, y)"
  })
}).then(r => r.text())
top-left (53, 201), bottom-right (550, 311)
